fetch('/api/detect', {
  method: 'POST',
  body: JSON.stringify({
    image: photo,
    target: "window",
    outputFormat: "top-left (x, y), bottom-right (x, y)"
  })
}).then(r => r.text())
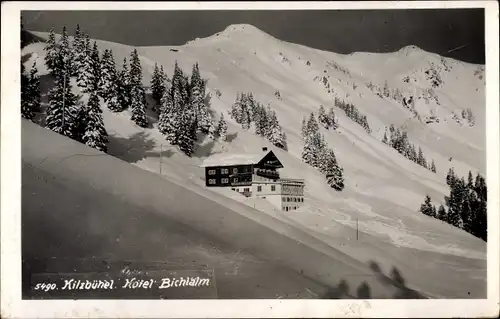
top-left (233, 178), bottom-right (238, 183)
top-left (271, 185), bottom-right (276, 192)
top-left (233, 168), bottom-right (238, 174)
top-left (285, 207), bottom-right (289, 212)
top-left (208, 169), bottom-right (216, 175)
top-left (208, 179), bottom-right (216, 185)
top-left (222, 178), bottom-right (229, 183)
top-left (257, 186), bottom-right (262, 192)
top-left (244, 188), bottom-right (250, 193)
top-left (221, 168), bottom-right (229, 174)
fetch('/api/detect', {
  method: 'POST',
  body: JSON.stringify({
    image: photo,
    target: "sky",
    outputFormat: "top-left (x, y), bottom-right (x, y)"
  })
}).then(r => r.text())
top-left (21, 9), bottom-right (485, 64)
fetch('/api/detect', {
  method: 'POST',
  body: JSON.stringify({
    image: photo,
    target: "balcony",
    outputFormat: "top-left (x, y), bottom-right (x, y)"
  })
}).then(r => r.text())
top-left (254, 168), bottom-right (279, 179)
top-left (280, 178), bottom-right (305, 185)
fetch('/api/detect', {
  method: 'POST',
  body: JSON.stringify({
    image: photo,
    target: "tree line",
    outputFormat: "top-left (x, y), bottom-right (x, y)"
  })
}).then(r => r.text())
top-left (420, 168), bottom-right (487, 241)
top-left (333, 97), bottom-right (371, 134)
top-left (301, 112), bottom-right (344, 191)
top-left (22, 24), bottom-right (228, 157)
top-left (155, 61), bottom-right (227, 156)
top-left (229, 92), bottom-right (287, 150)
top-left (382, 125), bottom-right (436, 173)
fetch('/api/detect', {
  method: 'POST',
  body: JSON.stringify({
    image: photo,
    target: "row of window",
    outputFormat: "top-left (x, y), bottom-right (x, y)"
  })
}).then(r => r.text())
top-left (208, 177), bottom-right (240, 185)
top-left (208, 167), bottom-right (254, 175)
top-left (282, 197), bottom-right (303, 203)
top-left (283, 206), bottom-right (299, 211)
top-left (256, 185), bottom-right (276, 192)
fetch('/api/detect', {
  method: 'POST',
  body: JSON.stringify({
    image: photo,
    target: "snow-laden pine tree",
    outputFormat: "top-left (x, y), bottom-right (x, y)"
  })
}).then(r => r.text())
top-left (79, 41), bottom-right (101, 93)
top-left (301, 117), bottom-right (307, 139)
top-left (324, 148), bottom-right (344, 191)
top-left (306, 112), bottom-right (319, 137)
top-left (27, 62), bottom-right (41, 112)
top-left (240, 96), bottom-right (251, 131)
top-left (216, 112), bottom-right (228, 142)
top-left (98, 49), bottom-right (121, 112)
top-left (176, 93), bottom-right (197, 156)
top-left (76, 34), bottom-right (90, 88)
top-left (81, 92), bottom-right (108, 152)
top-left (44, 28), bottom-right (59, 76)
top-left (383, 80), bottom-right (390, 98)
top-left (247, 93), bottom-right (257, 121)
top-left (318, 105), bottom-right (328, 129)
top-left (189, 63), bottom-right (213, 134)
top-left (56, 26), bottom-right (74, 79)
top-left (21, 62), bottom-right (34, 120)
top-left (382, 131), bottom-right (389, 144)
top-left (430, 159), bottom-right (437, 173)
top-left (45, 74), bottom-right (81, 138)
top-left (420, 195), bottom-right (433, 217)
top-left (417, 146), bottom-right (426, 168)
top-left (129, 49), bottom-right (148, 127)
top-left (72, 24), bottom-right (85, 76)
top-left (437, 205), bottom-right (447, 221)
top-left (151, 63), bottom-right (165, 110)
top-left (267, 108), bottom-right (286, 149)
top-left (230, 92), bottom-right (243, 123)
top-left (327, 107), bottom-right (338, 130)
top-left (158, 79), bottom-right (175, 140)
top-left (116, 58), bottom-right (131, 111)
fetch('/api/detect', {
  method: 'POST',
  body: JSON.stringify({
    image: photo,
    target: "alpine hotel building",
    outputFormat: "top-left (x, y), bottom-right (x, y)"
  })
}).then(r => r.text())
top-left (201, 148), bottom-right (305, 211)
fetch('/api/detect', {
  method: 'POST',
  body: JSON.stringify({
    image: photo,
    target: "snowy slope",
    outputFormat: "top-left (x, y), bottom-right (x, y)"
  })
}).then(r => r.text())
top-left (22, 24), bottom-right (487, 298)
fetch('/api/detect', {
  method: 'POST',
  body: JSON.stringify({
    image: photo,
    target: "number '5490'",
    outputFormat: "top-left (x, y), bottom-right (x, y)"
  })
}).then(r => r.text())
top-left (34, 282), bottom-right (57, 292)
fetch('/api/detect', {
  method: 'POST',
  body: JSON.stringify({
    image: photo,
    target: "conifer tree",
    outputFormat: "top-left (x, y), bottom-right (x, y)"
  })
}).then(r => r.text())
top-left (230, 92), bottom-right (243, 123)
top-left (79, 41), bottom-right (101, 93)
top-left (28, 62), bottom-right (41, 112)
top-left (216, 113), bottom-right (228, 142)
top-left (116, 57), bottom-right (131, 111)
top-left (58, 26), bottom-right (73, 78)
top-left (21, 62), bottom-right (34, 120)
top-left (437, 204), bottom-right (447, 221)
top-left (129, 49), bottom-right (148, 127)
top-left (189, 63), bottom-right (213, 134)
top-left (151, 63), bottom-right (165, 110)
top-left (383, 80), bottom-right (390, 97)
top-left (44, 28), bottom-right (59, 76)
top-left (72, 24), bottom-right (85, 76)
top-left (327, 107), bottom-right (338, 130)
top-left (382, 131), bottom-right (388, 144)
top-left (301, 116), bottom-right (307, 139)
top-left (158, 80), bottom-right (174, 140)
top-left (240, 93), bottom-right (251, 130)
top-left (318, 105), bottom-right (328, 128)
top-left (325, 149), bottom-right (345, 191)
top-left (420, 195), bottom-right (435, 217)
top-left (254, 103), bottom-right (268, 137)
top-left (417, 146), bottom-right (426, 167)
top-left (306, 112), bottom-right (319, 137)
top-left (81, 92), bottom-right (108, 152)
top-left (430, 159), bottom-right (437, 173)
top-left (45, 75), bottom-right (81, 138)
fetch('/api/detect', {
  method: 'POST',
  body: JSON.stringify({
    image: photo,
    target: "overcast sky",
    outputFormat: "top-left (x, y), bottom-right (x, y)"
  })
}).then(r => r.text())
top-left (22, 9), bottom-right (485, 64)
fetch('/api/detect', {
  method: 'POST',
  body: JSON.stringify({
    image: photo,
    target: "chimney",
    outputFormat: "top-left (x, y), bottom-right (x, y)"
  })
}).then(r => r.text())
top-left (262, 147), bottom-right (268, 152)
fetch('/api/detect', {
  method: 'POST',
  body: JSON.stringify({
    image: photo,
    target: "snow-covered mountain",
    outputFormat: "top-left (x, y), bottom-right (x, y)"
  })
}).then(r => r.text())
top-left (22, 23), bottom-right (486, 298)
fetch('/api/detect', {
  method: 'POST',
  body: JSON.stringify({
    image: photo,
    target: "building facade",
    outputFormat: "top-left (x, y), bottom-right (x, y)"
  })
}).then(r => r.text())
top-left (201, 149), bottom-right (305, 211)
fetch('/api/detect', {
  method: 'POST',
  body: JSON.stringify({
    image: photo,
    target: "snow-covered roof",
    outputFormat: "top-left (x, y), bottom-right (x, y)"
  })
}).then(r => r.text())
top-left (200, 152), bottom-right (267, 167)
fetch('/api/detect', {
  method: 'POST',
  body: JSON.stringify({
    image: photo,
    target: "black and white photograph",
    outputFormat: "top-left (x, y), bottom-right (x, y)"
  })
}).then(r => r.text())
top-left (2, 1), bottom-right (499, 318)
